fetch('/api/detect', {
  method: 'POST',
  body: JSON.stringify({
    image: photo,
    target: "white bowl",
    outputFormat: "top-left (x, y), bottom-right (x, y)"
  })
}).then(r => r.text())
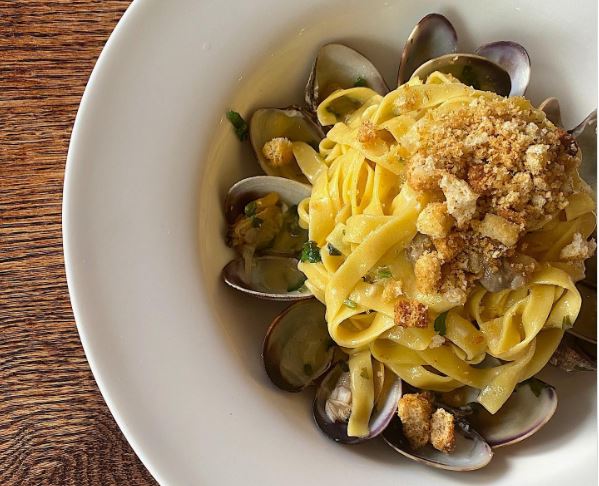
top-left (63, 0), bottom-right (598, 484)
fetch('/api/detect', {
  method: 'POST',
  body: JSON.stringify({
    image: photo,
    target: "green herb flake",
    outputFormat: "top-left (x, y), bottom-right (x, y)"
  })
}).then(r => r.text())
top-left (354, 76), bottom-right (368, 87)
top-left (303, 363), bottom-right (313, 376)
top-left (251, 217), bottom-right (264, 228)
top-left (327, 243), bottom-right (342, 256)
top-left (376, 266), bottom-right (392, 280)
top-left (434, 311), bottom-right (448, 336)
top-left (300, 240), bottom-right (321, 263)
top-left (562, 315), bottom-right (573, 329)
top-left (226, 110), bottom-right (249, 141)
top-left (343, 299), bottom-right (357, 309)
top-left (340, 361), bottom-right (350, 372)
top-left (360, 367), bottom-right (370, 380)
top-left (244, 201), bottom-right (257, 217)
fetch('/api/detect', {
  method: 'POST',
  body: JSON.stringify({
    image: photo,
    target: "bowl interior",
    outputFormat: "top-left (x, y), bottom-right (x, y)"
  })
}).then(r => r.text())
top-left (64, 0), bottom-right (597, 484)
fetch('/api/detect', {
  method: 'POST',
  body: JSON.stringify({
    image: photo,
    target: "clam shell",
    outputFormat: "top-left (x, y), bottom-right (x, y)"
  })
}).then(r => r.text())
top-left (398, 13), bottom-right (458, 85)
top-left (465, 379), bottom-right (557, 448)
top-left (224, 175), bottom-right (311, 224)
top-left (222, 256), bottom-right (311, 301)
top-left (313, 363), bottom-right (402, 444)
top-left (411, 53), bottom-right (511, 96)
top-left (249, 108), bottom-right (324, 183)
top-left (305, 43), bottom-right (388, 112)
top-left (383, 414), bottom-right (493, 471)
top-left (570, 109), bottom-right (597, 193)
top-left (263, 300), bottom-right (332, 391)
top-left (539, 97), bottom-right (563, 127)
top-left (475, 41), bottom-right (530, 96)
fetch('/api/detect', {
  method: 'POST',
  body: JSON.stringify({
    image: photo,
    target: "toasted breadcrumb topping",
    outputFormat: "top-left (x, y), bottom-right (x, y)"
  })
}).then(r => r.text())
top-left (397, 393), bottom-right (433, 449)
top-left (394, 299), bottom-right (429, 328)
top-left (406, 94), bottom-right (580, 296)
top-left (430, 408), bottom-right (456, 453)
top-left (262, 137), bottom-right (294, 167)
top-left (398, 393), bottom-right (457, 453)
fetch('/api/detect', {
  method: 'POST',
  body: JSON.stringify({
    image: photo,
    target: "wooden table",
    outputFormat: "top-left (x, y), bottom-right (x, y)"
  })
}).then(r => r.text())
top-left (0, 1), bottom-right (156, 484)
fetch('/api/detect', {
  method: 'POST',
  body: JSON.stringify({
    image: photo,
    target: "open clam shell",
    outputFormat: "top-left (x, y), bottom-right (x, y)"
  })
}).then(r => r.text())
top-left (224, 175), bottom-right (311, 224)
top-left (411, 53), bottom-right (511, 96)
top-left (223, 175), bottom-right (312, 300)
top-left (398, 13), bottom-right (458, 85)
top-left (538, 97), bottom-right (563, 127)
top-left (383, 415), bottom-right (492, 471)
top-left (305, 43), bottom-right (388, 112)
top-left (571, 109), bottom-right (597, 193)
top-left (475, 41), bottom-right (530, 96)
top-left (263, 300), bottom-right (333, 392)
top-left (250, 107), bottom-right (324, 183)
top-left (222, 256), bottom-right (310, 301)
top-left (313, 362), bottom-right (401, 444)
top-left (464, 379), bottom-right (557, 448)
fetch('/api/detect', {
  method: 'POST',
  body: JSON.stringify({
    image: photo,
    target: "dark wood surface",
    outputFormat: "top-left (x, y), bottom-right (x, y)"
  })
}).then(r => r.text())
top-left (0, 1), bottom-right (157, 484)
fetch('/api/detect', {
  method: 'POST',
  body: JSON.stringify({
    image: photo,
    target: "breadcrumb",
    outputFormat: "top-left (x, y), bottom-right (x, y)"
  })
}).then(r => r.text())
top-left (474, 213), bottom-right (521, 247)
top-left (417, 202), bottom-right (454, 239)
top-left (560, 233), bottom-right (597, 261)
top-left (429, 334), bottom-right (446, 348)
top-left (439, 173), bottom-right (478, 227)
top-left (407, 155), bottom-right (442, 191)
top-left (382, 279), bottom-right (404, 302)
top-left (397, 393), bottom-right (433, 450)
top-left (394, 299), bottom-right (429, 328)
top-left (414, 251), bottom-right (442, 294)
top-left (262, 137), bottom-right (294, 167)
top-left (430, 408), bottom-right (456, 453)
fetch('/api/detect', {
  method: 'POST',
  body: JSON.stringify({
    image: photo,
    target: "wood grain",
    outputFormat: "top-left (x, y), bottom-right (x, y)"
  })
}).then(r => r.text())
top-left (0, 1), bottom-right (157, 484)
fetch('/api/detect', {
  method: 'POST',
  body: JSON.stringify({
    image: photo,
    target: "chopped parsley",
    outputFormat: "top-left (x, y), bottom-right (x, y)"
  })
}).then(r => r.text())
top-left (303, 363), bottom-right (313, 376)
top-left (226, 110), bottom-right (249, 140)
top-left (251, 217), bottom-right (263, 228)
top-left (360, 368), bottom-right (370, 380)
top-left (343, 299), bottom-right (357, 309)
top-left (244, 201), bottom-right (257, 217)
top-left (376, 266), bottom-right (392, 280)
top-left (327, 243), bottom-right (342, 256)
top-left (300, 240), bottom-right (321, 263)
top-left (434, 311), bottom-right (448, 336)
top-left (354, 76), bottom-right (368, 87)
top-left (562, 316), bottom-right (573, 329)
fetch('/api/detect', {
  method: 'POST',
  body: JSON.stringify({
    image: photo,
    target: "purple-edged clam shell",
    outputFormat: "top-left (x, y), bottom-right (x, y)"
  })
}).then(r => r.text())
top-left (475, 41), bottom-right (530, 96)
top-left (249, 107), bottom-right (324, 183)
top-left (411, 53), bottom-right (511, 96)
top-left (224, 175), bottom-right (311, 224)
top-left (305, 43), bottom-right (389, 112)
top-left (538, 97), bottom-right (563, 127)
top-left (383, 414), bottom-right (493, 471)
top-left (263, 299), bottom-right (333, 392)
top-left (398, 13), bottom-right (458, 85)
top-left (467, 379), bottom-right (558, 448)
top-left (222, 256), bottom-right (311, 301)
top-left (313, 363), bottom-right (402, 444)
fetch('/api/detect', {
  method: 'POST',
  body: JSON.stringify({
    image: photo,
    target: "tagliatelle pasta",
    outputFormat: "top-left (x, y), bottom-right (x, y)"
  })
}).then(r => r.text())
top-left (295, 75), bottom-right (595, 435)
